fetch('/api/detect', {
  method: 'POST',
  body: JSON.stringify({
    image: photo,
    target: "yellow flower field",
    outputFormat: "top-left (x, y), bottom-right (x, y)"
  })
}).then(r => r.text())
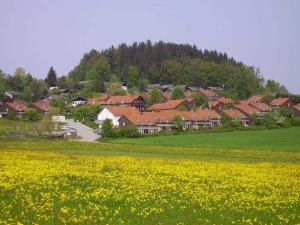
top-left (0, 148), bottom-right (299, 225)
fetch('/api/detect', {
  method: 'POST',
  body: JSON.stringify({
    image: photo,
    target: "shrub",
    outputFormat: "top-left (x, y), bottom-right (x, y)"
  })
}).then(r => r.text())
top-left (23, 108), bottom-right (42, 121)
top-left (172, 116), bottom-right (184, 131)
top-left (290, 117), bottom-right (300, 126)
top-left (119, 126), bottom-right (140, 138)
top-left (261, 113), bottom-right (277, 129)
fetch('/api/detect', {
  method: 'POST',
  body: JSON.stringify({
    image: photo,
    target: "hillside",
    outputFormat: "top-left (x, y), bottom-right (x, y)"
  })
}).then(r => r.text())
top-left (68, 41), bottom-right (270, 99)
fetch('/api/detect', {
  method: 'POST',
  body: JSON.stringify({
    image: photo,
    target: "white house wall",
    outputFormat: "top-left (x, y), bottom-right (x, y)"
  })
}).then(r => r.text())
top-left (97, 108), bottom-right (120, 127)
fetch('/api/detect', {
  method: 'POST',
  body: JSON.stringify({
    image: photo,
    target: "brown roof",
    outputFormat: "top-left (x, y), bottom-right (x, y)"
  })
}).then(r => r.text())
top-left (199, 88), bottom-right (217, 97)
top-left (270, 98), bottom-right (290, 107)
top-left (222, 109), bottom-right (248, 119)
top-left (292, 103), bottom-right (300, 112)
top-left (234, 104), bottom-right (261, 116)
top-left (105, 106), bottom-right (140, 116)
top-left (184, 92), bottom-right (194, 98)
top-left (5, 102), bottom-right (27, 112)
top-left (248, 95), bottom-right (263, 103)
top-left (31, 101), bottom-right (51, 112)
top-left (217, 97), bottom-right (234, 104)
top-left (249, 102), bottom-right (271, 112)
top-left (121, 109), bottom-right (220, 125)
top-left (106, 95), bottom-right (142, 105)
top-left (238, 100), bottom-right (249, 105)
top-left (160, 92), bottom-right (171, 101)
top-left (86, 96), bottom-right (110, 106)
top-left (148, 99), bottom-right (188, 111)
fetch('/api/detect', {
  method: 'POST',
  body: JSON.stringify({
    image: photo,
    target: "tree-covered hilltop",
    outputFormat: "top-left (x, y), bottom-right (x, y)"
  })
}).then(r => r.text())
top-left (68, 41), bottom-right (287, 99)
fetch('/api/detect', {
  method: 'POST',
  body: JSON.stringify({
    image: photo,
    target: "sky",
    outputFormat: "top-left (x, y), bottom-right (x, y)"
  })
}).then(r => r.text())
top-left (0, 0), bottom-right (299, 94)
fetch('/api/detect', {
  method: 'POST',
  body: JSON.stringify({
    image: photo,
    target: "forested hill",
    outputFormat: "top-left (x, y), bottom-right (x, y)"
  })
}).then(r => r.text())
top-left (68, 41), bottom-right (286, 99)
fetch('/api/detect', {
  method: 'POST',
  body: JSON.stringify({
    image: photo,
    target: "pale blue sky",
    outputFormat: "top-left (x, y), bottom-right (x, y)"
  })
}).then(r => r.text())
top-left (0, 0), bottom-right (299, 93)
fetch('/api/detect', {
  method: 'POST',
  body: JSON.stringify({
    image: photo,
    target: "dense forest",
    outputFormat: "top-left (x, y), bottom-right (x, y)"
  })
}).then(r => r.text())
top-left (68, 41), bottom-right (288, 99)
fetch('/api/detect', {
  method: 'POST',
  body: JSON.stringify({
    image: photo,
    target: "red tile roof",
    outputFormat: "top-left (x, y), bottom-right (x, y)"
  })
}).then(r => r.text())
top-left (292, 103), bottom-right (300, 112)
top-left (222, 109), bottom-right (248, 119)
top-left (249, 102), bottom-right (271, 112)
top-left (148, 99), bottom-right (188, 111)
top-left (248, 95), bottom-right (263, 103)
top-left (160, 92), bottom-right (171, 101)
top-left (234, 104), bottom-right (261, 116)
top-left (86, 96), bottom-right (110, 106)
top-left (105, 106), bottom-right (140, 116)
top-left (31, 101), bottom-right (51, 112)
top-left (217, 97), bottom-right (234, 104)
top-left (121, 109), bottom-right (220, 125)
top-left (199, 88), bottom-right (217, 97)
top-left (106, 95), bottom-right (142, 105)
top-left (270, 98), bottom-right (290, 107)
top-left (5, 102), bottom-right (27, 112)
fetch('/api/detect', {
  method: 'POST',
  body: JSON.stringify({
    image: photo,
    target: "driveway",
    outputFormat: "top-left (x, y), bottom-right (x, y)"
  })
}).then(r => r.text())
top-left (65, 119), bottom-right (100, 142)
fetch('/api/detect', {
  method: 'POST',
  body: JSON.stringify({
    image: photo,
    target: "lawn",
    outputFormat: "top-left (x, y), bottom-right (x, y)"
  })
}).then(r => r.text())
top-left (0, 140), bottom-right (299, 224)
top-left (112, 127), bottom-right (300, 151)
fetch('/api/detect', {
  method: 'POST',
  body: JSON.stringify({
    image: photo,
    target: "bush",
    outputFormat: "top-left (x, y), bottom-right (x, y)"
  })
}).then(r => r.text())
top-left (23, 108), bottom-right (42, 121)
top-left (119, 126), bottom-right (140, 138)
top-left (290, 117), bottom-right (300, 126)
top-left (261, 113), bottom-right (277, 129)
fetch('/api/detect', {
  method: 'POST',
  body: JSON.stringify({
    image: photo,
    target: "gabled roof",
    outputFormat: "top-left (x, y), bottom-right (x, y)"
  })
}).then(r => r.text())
top-left (292, 103), bottom-right (300, 112)
top-left (160, 92), bottom-right (171, 101)
top-left (106, 95), bottom-right (142, 105)
top-left (248, 95), bottom-right (263, 103)
top-left (148, 99), bottom-right (188, 111)
top-left (105, 106), bottom-right (140, 116)
top-left (234, 104), bottom-right (261, 116)
top-left (249, 102), bottom-right (271, 112)
top-left (72, 96), bottom-right (87, 102)
top-left (199, 88), bottom-right (217, 97)
top-left (5, 102), bottom-right (27, 112)
top-left (217, 97), bottom-right (234, 104)
top-left (86, 96), bottom-right (110, 106)
top-left (238, 100), bottom-right (249, 105)
top-left (222, 109), bottom-right (248, 119)
top-left (31, 101), bottom-right (51, 112)
top-left (270, 98), bottom-right (290, 107)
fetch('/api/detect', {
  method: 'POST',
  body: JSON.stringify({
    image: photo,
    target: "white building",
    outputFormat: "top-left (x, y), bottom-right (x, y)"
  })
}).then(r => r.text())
top-left (71, 97), bottom-right (87, 107)
top-left (96, 106), bottom-right (140, 127)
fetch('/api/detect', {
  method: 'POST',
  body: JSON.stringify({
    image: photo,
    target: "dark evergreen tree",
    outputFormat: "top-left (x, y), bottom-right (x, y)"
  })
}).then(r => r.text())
top-left (46, 67), bottom-right (57, 87)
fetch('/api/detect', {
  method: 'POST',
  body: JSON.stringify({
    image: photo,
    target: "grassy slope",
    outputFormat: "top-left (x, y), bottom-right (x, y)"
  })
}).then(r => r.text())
top-left (111, 127), bottom-right (300, 151)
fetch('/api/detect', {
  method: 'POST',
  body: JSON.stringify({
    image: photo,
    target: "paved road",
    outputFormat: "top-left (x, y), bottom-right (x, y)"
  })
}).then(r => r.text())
top-left (66, 119), bottom-right (100, 142)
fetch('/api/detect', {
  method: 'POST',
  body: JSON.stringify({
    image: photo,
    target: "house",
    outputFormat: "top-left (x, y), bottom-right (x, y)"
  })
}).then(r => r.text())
top-left (5, 91), bottom-right (22, 100)
top-left (222, 109), bottom-right (250, 126)
top-left (71, 97), bottom-right (87, 107)
top-left (208, 97), bottom-right (234, 112)
top-left (199, 88), bottom-right (218, 101)
top-left (31, 101), bottom-right (51, 114)
top-left (106, 95), bottom-right (144, 111)
top-left (159, 84), bottom-right (174, 92)
top-left (52, 115), bottom-right (65, 123)
top-left (270, 97), bottom-right (293, 108)
top-left (148, 99), bottom-right (191, 111)
top-left (96, 106), bottom-right (140, 127)
top-left (248, 95), bottom-right (263, 103)
top-left (233, 104), bottom-right (262, 118)
top-left (292, 103), bottom-right (300, 117)
top-left (248, 102), bottom-right (271, 113)
top-left (208, 86), bottom-right (224, 93)
top-left (86, 96), bottom-right (110, 106)
top-left (121, 82), bottom-right (128, 91)
top-left (4, 102), bottom-right (27, 118)
top-left (0, 102), bottom-right (7, 117)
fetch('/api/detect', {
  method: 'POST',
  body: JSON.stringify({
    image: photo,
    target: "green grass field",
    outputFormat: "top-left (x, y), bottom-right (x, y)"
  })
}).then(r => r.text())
top-left (1, 127), bottom-right (300, 224)
top-left (112, 127), bottom-right (300, 151)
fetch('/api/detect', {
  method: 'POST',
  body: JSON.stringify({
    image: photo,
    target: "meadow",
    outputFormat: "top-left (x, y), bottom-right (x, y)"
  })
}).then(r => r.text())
top-left (112, 127), bottom-right (300, 151)
top-left (0, 140), bottom-right (300, 225)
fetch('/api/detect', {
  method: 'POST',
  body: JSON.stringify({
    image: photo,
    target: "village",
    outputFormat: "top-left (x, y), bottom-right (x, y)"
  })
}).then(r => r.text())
top-left (1, 83), bottom-right (300, 137)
